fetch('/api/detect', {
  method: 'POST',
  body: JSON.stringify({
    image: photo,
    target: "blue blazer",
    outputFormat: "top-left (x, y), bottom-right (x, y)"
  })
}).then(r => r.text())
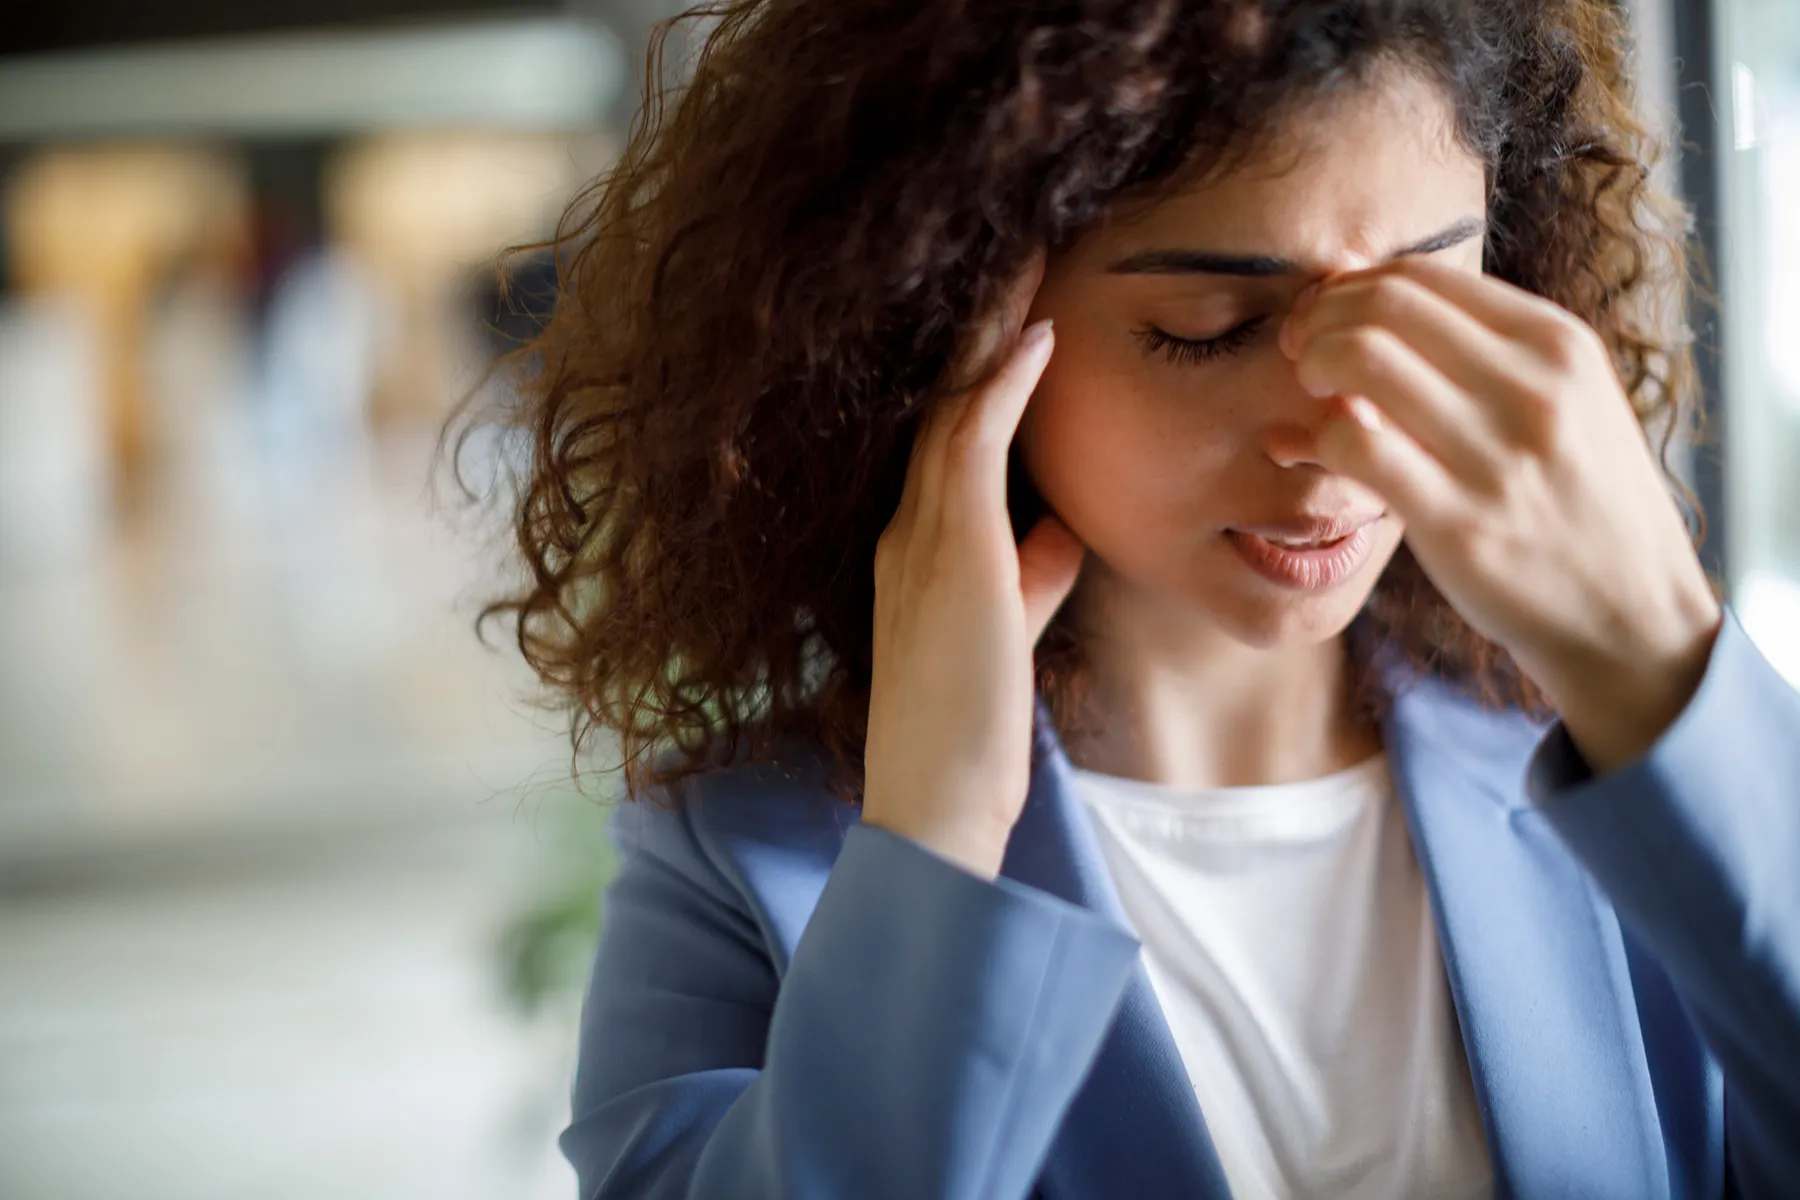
top-left (560, 605), bottom-right (1800, 1199)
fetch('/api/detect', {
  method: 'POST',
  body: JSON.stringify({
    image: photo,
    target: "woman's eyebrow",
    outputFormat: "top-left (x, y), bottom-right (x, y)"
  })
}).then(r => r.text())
top-left (1103, 216), bottom-right (1487, 277)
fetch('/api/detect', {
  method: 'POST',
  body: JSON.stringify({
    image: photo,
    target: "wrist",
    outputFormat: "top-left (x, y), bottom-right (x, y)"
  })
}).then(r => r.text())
top-left (1534, 595), bottom-right (1723, 775)
top-left (862, 810), bottom-right (1013, 881)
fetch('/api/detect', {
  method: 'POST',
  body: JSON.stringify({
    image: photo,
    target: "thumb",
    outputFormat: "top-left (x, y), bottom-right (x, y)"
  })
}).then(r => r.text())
top-left (1018, 514), bottom-right (1086, 644)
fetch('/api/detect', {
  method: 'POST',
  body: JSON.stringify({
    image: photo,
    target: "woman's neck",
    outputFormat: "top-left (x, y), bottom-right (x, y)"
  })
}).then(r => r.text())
top-left (1059, 577), bottom-right (1383, 791)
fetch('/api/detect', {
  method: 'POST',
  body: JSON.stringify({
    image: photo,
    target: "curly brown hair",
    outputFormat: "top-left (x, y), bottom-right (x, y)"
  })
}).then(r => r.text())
top-left (464, 0), bottom-right (1712, 807)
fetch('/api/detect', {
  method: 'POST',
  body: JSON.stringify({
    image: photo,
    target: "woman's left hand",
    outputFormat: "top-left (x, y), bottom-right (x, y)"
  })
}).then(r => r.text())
top-left (1278, 256), bottom-right (1724, 772)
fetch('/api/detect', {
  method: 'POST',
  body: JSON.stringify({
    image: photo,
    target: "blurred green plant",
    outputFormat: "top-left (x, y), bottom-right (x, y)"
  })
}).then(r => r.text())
top-left (495, 788), bottom-right (618, 1017)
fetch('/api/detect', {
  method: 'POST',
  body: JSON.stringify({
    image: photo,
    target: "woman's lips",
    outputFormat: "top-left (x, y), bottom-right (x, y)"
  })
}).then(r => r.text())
top-left (1224, 522), bottom-right (1377, 590)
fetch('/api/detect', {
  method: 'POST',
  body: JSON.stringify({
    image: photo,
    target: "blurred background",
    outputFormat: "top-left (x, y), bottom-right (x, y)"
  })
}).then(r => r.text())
top-left (0, 1), bottom-right (1796, 1197)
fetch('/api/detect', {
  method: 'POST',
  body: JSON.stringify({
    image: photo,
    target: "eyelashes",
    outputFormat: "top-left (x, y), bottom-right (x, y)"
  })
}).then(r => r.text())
top-left (1133, 316), bottom-right (1267, 366)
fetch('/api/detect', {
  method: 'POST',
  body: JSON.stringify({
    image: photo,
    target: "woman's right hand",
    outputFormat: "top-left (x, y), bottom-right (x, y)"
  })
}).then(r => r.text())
top-left (861, 253), bottom-right (1089, 880)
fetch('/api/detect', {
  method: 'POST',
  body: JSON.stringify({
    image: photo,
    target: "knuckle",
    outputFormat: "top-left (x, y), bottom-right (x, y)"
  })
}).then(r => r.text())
top-left (1464, 525), bottom-right (1506, 578)
top-left (942, 416), bottom-right (990, 467)
top-left (1332, 326), bottom-right (1395, 376)
top-left (1363, 274), bottom-right (1414, 323)
top-left (1537, 314), bottom-right (1602, 371)
top-left (1492, 451), bottom-right (1547, 514)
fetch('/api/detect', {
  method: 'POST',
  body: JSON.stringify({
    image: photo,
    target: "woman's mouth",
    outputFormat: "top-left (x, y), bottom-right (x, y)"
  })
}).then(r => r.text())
top-left (1224, 523), bottom-right (1377, 590)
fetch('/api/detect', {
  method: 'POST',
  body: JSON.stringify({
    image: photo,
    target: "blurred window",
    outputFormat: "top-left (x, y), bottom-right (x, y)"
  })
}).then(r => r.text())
top-left (1718, 0), bottom-right (1800, 683)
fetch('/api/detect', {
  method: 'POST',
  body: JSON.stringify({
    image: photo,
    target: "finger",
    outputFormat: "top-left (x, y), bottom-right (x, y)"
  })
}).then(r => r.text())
top-left (1017, 513), bottom-right (1086, 642)
top-left (1385, 256), bottom-right (1558, 337)
top-left (944, 319), bottom-right (1056, 514)
top-left (941, 250), bottom-right (1048, 393)
top-left (1402, 260), bottom-right (1617, 406)
top-left (1284, 267), bottom-right (1542, 418)
top-left (918, 249), bottom-right (1049, 504)
top-left (1293, 325), bottom-right (1506, 489)
top-left (1315, 395), bottom-right (1461, 524)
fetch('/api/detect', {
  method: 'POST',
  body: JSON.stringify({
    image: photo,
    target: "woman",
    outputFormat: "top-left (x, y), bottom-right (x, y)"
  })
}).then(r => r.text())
top-left (481, 0), bottom-right (1800, 1195)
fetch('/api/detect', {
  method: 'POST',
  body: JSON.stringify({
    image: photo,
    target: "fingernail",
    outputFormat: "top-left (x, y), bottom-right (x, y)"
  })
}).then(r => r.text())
top-left (1293, 280), bottom-right (1321, 318)
top-left (1020, 318), bottom-right (1055, 352)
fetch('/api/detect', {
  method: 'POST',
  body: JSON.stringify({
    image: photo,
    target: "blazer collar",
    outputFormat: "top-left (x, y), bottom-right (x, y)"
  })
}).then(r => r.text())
top-left (1377, 648), bottom-right (1670, 1198)
top-left (1001, 616), bottom-right (1669, 1199)
top-left (1002, 698), bottom-right (1232, 1200)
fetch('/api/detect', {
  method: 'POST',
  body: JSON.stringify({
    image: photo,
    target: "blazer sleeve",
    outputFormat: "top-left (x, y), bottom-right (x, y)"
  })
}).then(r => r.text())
top-left (558, 789), bottom-right (1142, 1200)
top-left (1524, 605), bottom-right (1800, 1198)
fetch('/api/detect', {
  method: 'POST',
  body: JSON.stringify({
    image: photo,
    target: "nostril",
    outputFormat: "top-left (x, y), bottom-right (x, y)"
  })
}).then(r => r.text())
top-left (1263, 419), bottom-right (1331, 469)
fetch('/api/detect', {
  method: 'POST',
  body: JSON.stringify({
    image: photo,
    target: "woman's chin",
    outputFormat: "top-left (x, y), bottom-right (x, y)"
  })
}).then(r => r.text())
top-left (1203, 591), bottom-right (1373, 649)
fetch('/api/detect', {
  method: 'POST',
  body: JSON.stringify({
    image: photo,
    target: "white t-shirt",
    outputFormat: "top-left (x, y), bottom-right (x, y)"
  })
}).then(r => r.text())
top-left (1071, 751), bottom-right (1494, 1200)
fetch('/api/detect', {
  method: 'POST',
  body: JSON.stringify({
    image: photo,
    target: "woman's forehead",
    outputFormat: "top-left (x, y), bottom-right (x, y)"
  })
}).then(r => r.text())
top-left (1065, 75), bottom-right (1486, 278)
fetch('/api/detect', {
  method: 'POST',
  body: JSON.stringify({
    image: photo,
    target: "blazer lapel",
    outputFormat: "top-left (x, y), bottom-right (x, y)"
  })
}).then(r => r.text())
top-left (997, 620), bottom-right (1670, 1199)
top-left (1000, 697), bottom-right (1234, 1200)
top-left (1375, 650), bottom-right (1671, 1199)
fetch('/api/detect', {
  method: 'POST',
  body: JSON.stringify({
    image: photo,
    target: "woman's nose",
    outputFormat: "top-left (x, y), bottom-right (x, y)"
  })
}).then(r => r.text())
top-left (1263, 416), bottom-right (1331, 469)
top-left (1262, 378), bottom-right (1348, 469)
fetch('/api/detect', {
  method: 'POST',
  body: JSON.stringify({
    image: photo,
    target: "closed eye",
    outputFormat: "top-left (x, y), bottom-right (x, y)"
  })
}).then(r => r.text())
top-left (1133, 316), bottom-right (1267, 366)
